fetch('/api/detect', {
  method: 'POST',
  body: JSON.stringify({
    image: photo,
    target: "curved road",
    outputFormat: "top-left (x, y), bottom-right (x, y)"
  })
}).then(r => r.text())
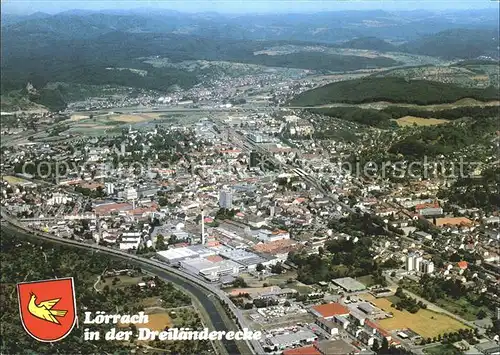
top-left (0, 212), bottom-right (262, 355)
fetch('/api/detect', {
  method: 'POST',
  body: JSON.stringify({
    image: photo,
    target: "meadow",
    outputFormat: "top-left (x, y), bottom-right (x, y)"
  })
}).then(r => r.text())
top-left (393, 116), bottom-right (449, 127)
top-left (365, 296), bottom-right (468, 338)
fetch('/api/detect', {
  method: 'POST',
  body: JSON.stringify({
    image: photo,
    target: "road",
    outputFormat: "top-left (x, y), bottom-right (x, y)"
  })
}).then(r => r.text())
top-left (0, 211), bottom-right (263, 355)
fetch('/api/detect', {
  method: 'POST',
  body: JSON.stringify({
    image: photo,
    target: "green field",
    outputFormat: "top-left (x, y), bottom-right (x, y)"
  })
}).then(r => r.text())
top-left (433, 297), bottom-right (490, 322)
top-left (400, 279), bottom-right (492, 321)
top-left (356, 275), bottom-right (376, 287)
top-left (367, 296), bottom-right (469, 339)
top-left (423, 344), bottom-right (463, 355)
top-left (393, 116), bottom-right (449, 126)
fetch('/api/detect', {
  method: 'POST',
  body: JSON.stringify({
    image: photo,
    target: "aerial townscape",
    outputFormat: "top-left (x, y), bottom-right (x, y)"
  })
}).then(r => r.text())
top-left (0, 1), bottom-right (499, 355)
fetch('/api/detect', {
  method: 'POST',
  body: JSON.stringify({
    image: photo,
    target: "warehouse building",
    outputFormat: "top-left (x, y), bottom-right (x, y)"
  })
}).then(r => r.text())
top-left (266, 330), bottom-right (317, 351)
top-left (217, 246), bottom-right (275, 270)
top-left (180, 257), bottom-right (241, 282)
top-left (332, 277), bottom-right (366, 292)
top-left (156, 245), bottom-right (216, 264)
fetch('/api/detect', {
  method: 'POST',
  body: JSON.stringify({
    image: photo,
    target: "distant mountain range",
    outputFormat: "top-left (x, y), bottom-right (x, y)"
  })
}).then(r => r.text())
top-left (2, 8), bottom-right (498, 42)
top-left (401, 29), bottom-right (500, 59)
top-left (1, 9), bottom-right (498, 97)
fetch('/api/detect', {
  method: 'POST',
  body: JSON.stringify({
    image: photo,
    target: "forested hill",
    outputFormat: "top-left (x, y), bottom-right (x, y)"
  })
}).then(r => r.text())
top-left (337, 37), bottom-right (398, 52)
top-left (401, 29), bottom-right (500, 60)
top-left (288, 77), bottom-right (500, 106)
top-left (0, 32), bottom-right (399, 94)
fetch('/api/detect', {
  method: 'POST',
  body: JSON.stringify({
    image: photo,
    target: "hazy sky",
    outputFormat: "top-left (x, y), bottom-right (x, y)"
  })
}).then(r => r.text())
top-left (2, 0), bottom-right (498, 15)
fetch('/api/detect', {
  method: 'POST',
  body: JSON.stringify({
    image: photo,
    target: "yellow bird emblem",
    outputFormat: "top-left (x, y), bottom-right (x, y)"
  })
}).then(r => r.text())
top-left (27, 292), bottom-right (68, 324)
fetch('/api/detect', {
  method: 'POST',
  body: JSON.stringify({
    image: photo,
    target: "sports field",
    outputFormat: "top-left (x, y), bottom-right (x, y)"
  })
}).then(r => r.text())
top-left (110, 113), bottom-right (162, 123)
top-left (144, 312), bottom-right (173, 331)
top-left (118, 311), bottom-right (172, 331)
top-left (365, 296), bottom-right (467, 338)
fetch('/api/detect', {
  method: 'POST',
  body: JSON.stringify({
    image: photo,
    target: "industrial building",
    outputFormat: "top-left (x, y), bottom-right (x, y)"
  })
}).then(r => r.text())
top-left (315, 318), bottom-right (340, 336)
top-left (357, 302), bottom-right (376, 315)
top-left (180, 257), bottom-right (241, 282)
top-left (217, 246), bottom-right (275, 271)
top-left (257, 229), bottom-right (290, 243)
top-left (156, 245), bottom-right (216, 264)
top-left (266, 330), bottom-right (317, 350)
top-left (315, 339), bottom-right (358, 355)
top-left (331, 277), bottom-right (367, 292)
top-left (311, 302), bottom-right (349, 320)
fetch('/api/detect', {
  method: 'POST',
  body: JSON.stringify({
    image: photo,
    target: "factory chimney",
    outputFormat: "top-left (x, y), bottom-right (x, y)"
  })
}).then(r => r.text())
top-left (201, 207), bottom-right (206, 245)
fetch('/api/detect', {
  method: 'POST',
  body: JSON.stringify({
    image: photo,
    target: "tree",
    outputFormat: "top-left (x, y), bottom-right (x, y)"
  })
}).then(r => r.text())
top-left (168, 235), bottom-right (178, 245)
top-left (380, 337), bottom-right (389, 353)
top-left (395, 287), bottom-right (405, 298)
top-left (271, 262), bottom-right (284, 274)
top-left (256, 263), bottom-right (265, 272)
top-left (156, 235), bottom-right (166, 250)
top-left (372, 339), bottom-right (380, 352)
top-left (477, 309), bottom-right (487, 319)
top-left (232, 277), bottom-right (248, 288)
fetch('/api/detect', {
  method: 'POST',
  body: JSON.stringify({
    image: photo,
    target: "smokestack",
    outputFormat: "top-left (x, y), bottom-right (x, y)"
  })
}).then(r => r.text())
top-left (201, 207), bottom-right (205, 245)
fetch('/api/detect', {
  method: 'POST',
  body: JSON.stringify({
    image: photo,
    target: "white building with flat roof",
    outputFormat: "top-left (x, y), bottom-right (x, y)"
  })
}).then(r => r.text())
top-left (218, 247), bottom-right (274, 270)
top-left (421, 260), bottom-right (435, 274)
top-left (119, 232), bottom-right (141, 250)
top-left (180, 257), bottom-right (240, 281)
top-left (257, 229), bottom-right (290, 243)
top-left (266, 330), bottom-right (317, 350)
top-left (156, 246), bottom-right (216, 264)
top-left (121, 187), bottom-right (137, 201)
top-left (414, 255), bottom-right (423, 273)
top-left (406, 253), bottom-right (415, 272)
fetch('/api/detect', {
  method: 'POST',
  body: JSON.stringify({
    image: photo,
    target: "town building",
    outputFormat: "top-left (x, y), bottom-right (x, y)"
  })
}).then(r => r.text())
top-left (332, 277), bottom-right (367, 292)
top-left (311, 302), bottom-right (350, 320)
top-left (219, 189), bottom-right (233, 209)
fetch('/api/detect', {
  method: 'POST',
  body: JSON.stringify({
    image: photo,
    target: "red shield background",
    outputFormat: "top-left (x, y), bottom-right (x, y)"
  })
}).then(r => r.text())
top-left (17, 277), bottom-right (77, 342)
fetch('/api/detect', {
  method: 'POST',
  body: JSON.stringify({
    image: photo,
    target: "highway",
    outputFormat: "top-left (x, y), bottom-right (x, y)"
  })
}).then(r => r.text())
top-left (0, 210), bottom-right (263, 355)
